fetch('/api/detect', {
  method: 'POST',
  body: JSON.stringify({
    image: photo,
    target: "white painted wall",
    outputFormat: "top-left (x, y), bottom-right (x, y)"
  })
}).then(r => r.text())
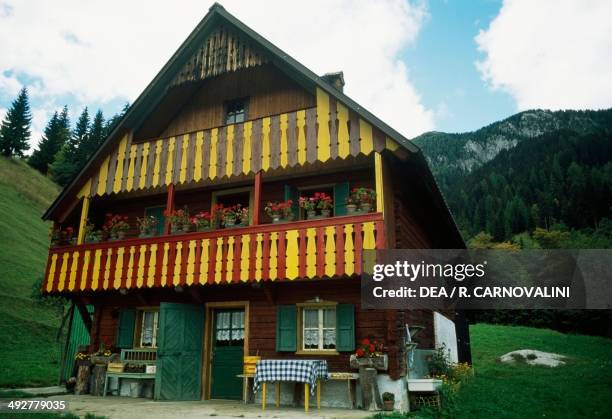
top-left (434, 312), bottom-right (458, 363)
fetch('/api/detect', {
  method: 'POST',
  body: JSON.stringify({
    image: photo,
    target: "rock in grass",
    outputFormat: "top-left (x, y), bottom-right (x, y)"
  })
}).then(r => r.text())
top-left (499, 349), bottom-right (566, 367)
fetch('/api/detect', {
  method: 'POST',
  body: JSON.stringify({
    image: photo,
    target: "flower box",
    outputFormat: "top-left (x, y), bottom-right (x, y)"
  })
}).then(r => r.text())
top-left (349, 354), bottom-right (388, 371)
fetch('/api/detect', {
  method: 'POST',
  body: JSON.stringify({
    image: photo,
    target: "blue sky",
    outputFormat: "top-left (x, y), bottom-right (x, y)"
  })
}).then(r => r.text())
top-left (404, 0), bottom-right (516, 133)
top-left (1, 0), bottom-right (610, 148)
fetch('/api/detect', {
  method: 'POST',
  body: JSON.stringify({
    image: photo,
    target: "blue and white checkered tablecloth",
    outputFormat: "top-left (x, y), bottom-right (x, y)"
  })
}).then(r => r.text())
top-left (253, 359), bottom-right (329, 395)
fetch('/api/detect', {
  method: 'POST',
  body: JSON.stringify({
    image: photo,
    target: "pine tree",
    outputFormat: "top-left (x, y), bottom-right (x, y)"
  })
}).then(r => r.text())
top-left (78, 109), bottom-right (105, 163)
top-left (29, 106), bottom-right (70, 174)
top-left (50, 107), bottom-right (90, 185)
top-left (0, 87), bottom-right (32, 157)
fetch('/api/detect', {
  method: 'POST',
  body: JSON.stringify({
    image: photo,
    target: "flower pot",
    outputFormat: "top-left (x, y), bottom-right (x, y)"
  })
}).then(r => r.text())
top-left (383, 399), bottom-right (394, 411)
top-left (117, 231), bottom-right (126, 240)
top-left (360, 203), bottom-right (372, 213)
top-left (271, 214), bottom-right (282, 223)
top-left (224, 216), bottom-right (237, 227)
top-left (321, 209), bottom-right (331, 218)
top-left (181, 224), bottom-right (192, 233)
top-left (346, 204), bottom-right (357, 214)
top-left (307, 210), bottom-right (317, 219)
top-left (196, 225), bottom-right (211, 232)
top-left (171, 224), bottom-right (182, 234)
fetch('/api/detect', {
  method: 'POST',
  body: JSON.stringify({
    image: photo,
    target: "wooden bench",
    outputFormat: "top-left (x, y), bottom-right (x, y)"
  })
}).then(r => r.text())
top-left (328, 372), bottom-right (359, 408)
top-left (103, 349), bottom-right (157, 397)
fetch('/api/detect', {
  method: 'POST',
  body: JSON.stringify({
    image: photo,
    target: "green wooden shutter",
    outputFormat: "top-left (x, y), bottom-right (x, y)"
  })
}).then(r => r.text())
top-left (336, 304), bottom-right (355, 351)
top-left (145, 206), bottom-right (165, 235)
top-left (284, 185), bottom-right (300, 220)
top-left (276, 305), bottom-right (297, 352)
top-left (334, 182), bottom-right (350, 216)
top-left (116, 308), bottom-right (136, 349)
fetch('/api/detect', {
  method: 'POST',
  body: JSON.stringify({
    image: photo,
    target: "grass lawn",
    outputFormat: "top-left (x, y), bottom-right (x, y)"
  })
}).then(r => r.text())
top-left (0, 156), bottom-right (63, 387)
top-left (454, 324), bottom-right (612, 418)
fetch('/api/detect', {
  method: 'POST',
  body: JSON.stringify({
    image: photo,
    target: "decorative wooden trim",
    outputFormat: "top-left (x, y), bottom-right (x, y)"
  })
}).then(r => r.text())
top-left (43, 213), bottom-right (384, 294)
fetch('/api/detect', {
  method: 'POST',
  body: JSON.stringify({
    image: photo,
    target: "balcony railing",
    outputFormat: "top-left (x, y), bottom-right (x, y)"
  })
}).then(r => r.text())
top-left (43, 213), bottom-right (384, 293)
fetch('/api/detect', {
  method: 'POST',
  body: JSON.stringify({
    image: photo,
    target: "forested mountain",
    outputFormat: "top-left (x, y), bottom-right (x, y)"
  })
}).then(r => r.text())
top-left (413, 109), bottom-right (612, 195)
top-left (413, 109), bottom-right (612, 242)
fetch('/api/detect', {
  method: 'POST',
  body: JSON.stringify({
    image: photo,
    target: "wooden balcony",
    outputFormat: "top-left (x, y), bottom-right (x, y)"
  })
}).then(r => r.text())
top-left (43, 213), bottom-right (384, 293)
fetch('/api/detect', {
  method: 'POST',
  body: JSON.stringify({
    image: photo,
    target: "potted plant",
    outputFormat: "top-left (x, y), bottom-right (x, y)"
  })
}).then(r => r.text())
top-left (211, 204), bottom-right (225, 229)
top-left (83, 220), bottom-right (103, 243)
top-left (264, 200), bottom-right (293, 223)
top-left (192, 211), bottom-right (212, 231)
top-left (103, 213), bottom-right (130, 240)
top-left (136, 215), bottom-right (158, 238)
top-left (352, 187), bottom-right (376, 213)
top-left (50, 225), bottom-right (75, 246)
top-left (299, 196), bottom-right (317, 219)
top-left (165, 207), bottom-right (190, 234)
top-left (222, 205), bottom-right (248, 228)
top-left (316, 192), bottom-right (333, 217)
top-left (345, 196), bottom-right (357, 214)
top-left (237, 205), bottom-right (250, 226)
top-left (382, 392), bottom-right (395, 411)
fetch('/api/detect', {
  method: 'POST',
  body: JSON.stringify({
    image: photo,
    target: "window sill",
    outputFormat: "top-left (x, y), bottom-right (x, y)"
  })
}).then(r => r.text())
top-left (295, 350), bottom-right (339, 356)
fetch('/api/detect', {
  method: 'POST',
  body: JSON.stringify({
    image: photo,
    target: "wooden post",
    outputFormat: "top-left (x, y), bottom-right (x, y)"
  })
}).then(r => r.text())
top-left (275, 381), bottom-right (280, 407)
top-left (360, 366), bottom-right (382, 411)
top-left (253, 171), bottom-right (262, 225)
top-left (76, 196), bottom-right (90, 245)
top-left (304, 383), bottom-right (309, 412)
top-left (75, 365), bottom-right (91, 395)
top-left (164, 184), bottom-right (175, 234)
top-left (262, 382), bottom-right (266, 410)
top-left (374, 152), bottom-right (385, 216)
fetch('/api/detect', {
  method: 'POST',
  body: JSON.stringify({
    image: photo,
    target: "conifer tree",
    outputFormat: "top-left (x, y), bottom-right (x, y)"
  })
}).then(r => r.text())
top-left (29, 106), bottom-right (70, 174)
top-left (0, 87), bottom-right (32, 157)
top-left (50, 107), bottom-right (90, 185)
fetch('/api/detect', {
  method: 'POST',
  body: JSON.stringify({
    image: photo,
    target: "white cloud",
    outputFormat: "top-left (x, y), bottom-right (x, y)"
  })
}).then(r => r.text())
top-left (476, 0), bottom-right (612, 110)
top-left (0, 0), bottom-right (433, 139)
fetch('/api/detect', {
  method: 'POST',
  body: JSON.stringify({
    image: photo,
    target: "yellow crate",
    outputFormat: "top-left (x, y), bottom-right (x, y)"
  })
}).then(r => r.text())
top-left (243, 356), bottom-right (260, 374)
top-left (107, 362), bottom-right (124, 373)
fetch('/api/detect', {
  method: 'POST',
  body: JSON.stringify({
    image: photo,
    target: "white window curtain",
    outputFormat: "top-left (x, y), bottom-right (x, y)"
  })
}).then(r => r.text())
top-left (302, 307), bottom-right (336, 350)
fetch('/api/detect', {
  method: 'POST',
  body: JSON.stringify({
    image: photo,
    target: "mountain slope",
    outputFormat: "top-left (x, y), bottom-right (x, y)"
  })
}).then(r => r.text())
top-left (0, 156), bottom-right (63, 387)
top-left (413, 109), bottom-right (612, 194)
top-left (445, 128), bottom-right (612, 239)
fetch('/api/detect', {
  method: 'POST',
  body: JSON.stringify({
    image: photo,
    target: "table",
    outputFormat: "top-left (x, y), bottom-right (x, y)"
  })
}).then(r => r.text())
top-left (253, 359), bottom-right (328, 412)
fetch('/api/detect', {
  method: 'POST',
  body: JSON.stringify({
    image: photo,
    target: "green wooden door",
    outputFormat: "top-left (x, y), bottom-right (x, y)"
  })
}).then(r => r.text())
top-left (210, 309), bottom-right (244, 400)
top-left (155, 302), bottom-right (204, 400)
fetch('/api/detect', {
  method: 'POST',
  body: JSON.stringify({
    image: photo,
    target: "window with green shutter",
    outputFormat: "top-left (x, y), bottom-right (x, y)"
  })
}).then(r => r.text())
top-left (334, 182), bottom-right (350, 216)
top-left (336, 304), bottom-right (355, 351)
top-left (145, 206), bottom-right (165, 236)
top-left (116, 308), bottom-right (136, 349)
top-left (283, 185), bottom-right (300, 220)
top-left (276, 305), bottom-right (297, 352)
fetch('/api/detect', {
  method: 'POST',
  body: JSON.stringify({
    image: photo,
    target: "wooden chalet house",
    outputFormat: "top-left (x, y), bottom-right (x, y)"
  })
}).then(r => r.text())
top-left (41, 3), bottom-right (468, 408)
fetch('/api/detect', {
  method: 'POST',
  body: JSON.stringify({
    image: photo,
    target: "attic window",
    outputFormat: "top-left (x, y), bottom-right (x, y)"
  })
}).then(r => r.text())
top-left (225, 98), bottom-right (247, 124)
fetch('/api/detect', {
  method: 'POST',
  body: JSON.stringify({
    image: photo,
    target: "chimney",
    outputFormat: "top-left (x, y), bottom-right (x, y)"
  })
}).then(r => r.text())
top-left (321, 72), bottom-right (345, 93)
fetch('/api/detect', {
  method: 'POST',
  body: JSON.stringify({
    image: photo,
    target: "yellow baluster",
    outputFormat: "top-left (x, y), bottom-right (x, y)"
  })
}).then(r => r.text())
top-left (147, 244), bottom-right (157, 288)
top-left (285, 230), bottom-right (299, 279)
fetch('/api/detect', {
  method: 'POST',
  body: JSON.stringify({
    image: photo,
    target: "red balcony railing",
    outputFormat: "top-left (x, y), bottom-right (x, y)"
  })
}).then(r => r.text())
top-left (43, 213), bottom-right (384, 293)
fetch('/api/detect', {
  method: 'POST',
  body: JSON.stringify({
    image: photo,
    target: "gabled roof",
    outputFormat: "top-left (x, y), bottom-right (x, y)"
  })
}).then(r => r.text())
top-left (42, 3), bottom-right (463, 247)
